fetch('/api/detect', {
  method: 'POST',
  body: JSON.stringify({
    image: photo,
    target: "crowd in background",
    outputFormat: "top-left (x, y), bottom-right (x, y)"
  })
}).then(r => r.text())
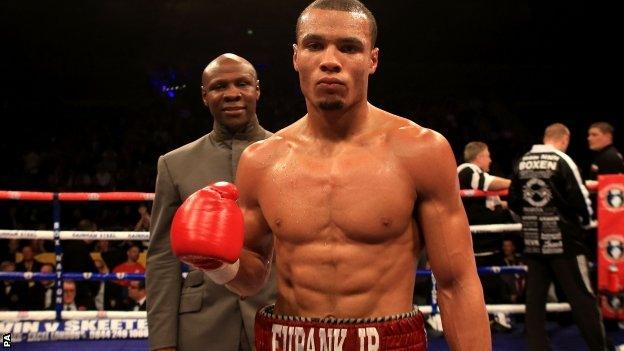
top-left (0, 92), bottom-right (620, 321)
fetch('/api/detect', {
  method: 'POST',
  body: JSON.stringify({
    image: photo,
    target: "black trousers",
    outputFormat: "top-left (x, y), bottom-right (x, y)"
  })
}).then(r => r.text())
top-left (525, 255), bottom-right (608, 351)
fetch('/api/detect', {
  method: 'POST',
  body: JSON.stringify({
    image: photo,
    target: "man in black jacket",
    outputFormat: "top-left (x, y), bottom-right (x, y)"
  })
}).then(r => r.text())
top-left (509, 123), bottom-right (608, 350)
top-left (587, 121), bottom-right (624, 180)
top-left (128, 280), bottom-right (147, 311)
top-left (0, 261), bottom-right (24, 310)
top-left (29, 263), bottom-right (56, 310)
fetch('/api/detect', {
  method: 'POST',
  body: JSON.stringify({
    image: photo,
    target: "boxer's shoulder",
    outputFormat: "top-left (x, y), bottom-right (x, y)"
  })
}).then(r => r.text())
top-left (382, 116), bottom-right (449, 158)
top-left (378, 112), bottom-right (455, 189)
top-left (239, 132), bottom-right (291, 172)
top-left (371, 107), bottom-right (430, 141)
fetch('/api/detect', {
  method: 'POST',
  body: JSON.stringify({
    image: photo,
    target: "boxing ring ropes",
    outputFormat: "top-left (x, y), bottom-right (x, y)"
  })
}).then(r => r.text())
top-left (0, 186), bottom-right (596, 343)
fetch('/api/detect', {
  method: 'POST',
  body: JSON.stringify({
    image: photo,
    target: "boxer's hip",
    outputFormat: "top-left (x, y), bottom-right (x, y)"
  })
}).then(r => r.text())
top-left (255, 304), bottom-right (427, 351)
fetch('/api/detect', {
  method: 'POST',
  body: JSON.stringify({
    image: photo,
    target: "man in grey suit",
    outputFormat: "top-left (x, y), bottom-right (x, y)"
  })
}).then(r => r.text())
top-left (146, 53), bottom-right (276, 351)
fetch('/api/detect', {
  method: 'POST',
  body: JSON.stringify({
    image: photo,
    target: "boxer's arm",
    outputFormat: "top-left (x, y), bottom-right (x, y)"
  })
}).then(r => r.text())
top-left (411, 131), bottom-right (491, 350)
top-left (146, 156), bottom-right (182, 350)
top-left (225, 144), bottom-right (274, 297)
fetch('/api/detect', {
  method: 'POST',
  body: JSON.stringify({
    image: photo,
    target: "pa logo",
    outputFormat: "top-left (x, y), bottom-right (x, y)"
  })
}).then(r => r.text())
top-left (600, 235), bottom-right (624, 263)
top-left (601, 185), bottom-right (624, 212)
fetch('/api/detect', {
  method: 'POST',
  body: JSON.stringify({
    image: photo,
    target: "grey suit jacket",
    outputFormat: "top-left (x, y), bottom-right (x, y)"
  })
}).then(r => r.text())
top-left (146, 116), bottom-right (276, 351)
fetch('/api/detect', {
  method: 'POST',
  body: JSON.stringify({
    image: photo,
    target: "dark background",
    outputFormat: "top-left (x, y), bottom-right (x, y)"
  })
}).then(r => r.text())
top-left (1, 0), bottom-right (622, 196)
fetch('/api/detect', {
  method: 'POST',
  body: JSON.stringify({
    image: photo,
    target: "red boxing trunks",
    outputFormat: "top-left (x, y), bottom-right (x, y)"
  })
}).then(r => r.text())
top-left (255, 305), bottom-right (427, 351)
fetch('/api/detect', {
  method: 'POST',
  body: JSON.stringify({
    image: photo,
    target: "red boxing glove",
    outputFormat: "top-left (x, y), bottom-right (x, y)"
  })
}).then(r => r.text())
top-left (171, 182), bottom-right (244, 284)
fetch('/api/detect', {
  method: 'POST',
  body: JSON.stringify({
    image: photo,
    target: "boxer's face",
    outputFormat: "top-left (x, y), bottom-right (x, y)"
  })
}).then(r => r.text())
top-left (294, 9), bottom-right (378, 112)
top-left (202, 61), bottom-right (260, 133)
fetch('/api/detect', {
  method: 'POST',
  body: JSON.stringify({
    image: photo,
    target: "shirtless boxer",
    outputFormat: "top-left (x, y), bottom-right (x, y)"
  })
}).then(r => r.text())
top-left (171, 0), bottom-right (490, 350)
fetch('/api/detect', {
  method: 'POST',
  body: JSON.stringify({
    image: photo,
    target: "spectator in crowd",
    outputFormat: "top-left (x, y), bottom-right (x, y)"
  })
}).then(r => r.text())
top-left (95, 240), bottom-right (110, 253)
top-left (128, 280), bottom-right (147, 311)
top-left (14, 245), bottom-right (44, 307)
top-left (30, 263), bottom-right (56, 310)
top-left (134, 204), bottom-right (152, 249)
top-left (62, 280), bottom-right (95, 311)
top-left (15, 245), bottom-right (43, 273)
top-left (134, 204), bottom-right (151, 232)
top-left (486, 238), bottom-right (526, 332)
top-left (498, 238), bottom-right (526, 304)
top-left (0, 261), bottom-right (24, 310)
top-left (62, 280), bottom-right (79, 311)
top-left (63, 219), bottom-right (99, 305)
top-left (113, 245), bottom-right (145, 287)
top-left (28, 239), bottom-right (47, 255)
top-left (0, 239), bottom-right (20, 263)
top-left (93, 258), bottom-right (124, 310)
top-left (94, 239), bottom-right (125, 271)
top-left (587, 121), bottom-right (624, 180)
top-left (8, 239), bottom-right (19, 258)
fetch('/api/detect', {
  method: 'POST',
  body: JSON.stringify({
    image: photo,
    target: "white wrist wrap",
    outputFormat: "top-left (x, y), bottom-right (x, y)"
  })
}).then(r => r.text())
top-left (205, 259), bottom-right (240, 285)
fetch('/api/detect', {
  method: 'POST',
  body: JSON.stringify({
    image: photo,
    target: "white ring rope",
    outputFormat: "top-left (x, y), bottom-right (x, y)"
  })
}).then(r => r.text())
top-left (469, 223), bottom-right (523, 233)
top-left (0, 229), bottom-right (149, 241)
top-left (418, 303), bottom-right (571, 315)
top-left (469, 220), bottom-right (597, 233)
top-left (0, 221), bottom-right (596, 240)
top-left (0, 311), bottom-right (147, 321)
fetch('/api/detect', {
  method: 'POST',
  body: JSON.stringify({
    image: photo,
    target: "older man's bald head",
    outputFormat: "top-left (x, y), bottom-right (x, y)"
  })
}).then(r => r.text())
top-left (202, 53), bottom-right (257, 86)
top-left (200, 53), bottom-right (261, 133)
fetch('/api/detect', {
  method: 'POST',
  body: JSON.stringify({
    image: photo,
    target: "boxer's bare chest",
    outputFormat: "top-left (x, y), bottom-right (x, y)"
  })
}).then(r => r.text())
top-left (258, 139), bottom-right (416, 244)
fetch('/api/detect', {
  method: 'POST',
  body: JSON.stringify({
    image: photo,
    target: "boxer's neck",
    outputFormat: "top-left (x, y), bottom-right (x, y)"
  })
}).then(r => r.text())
top-left (305, 100), bottom-right (373, 141)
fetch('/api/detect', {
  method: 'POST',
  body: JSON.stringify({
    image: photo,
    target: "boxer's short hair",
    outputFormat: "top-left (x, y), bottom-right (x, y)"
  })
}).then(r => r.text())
top-left (296, 0), bottom-right (378, 47)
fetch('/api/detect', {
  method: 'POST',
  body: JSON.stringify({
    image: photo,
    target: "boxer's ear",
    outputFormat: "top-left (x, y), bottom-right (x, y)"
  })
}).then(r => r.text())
top-left (292, 44), bottom-right (299, 72)
top-left (369, 47), bottom-right (379, 75)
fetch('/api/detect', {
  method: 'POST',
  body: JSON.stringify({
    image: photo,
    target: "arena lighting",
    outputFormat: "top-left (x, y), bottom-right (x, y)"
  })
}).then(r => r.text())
top-left (161, 84), bottom-right (187, 99)
top-left (149, 68), bottom-right (189, 99)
